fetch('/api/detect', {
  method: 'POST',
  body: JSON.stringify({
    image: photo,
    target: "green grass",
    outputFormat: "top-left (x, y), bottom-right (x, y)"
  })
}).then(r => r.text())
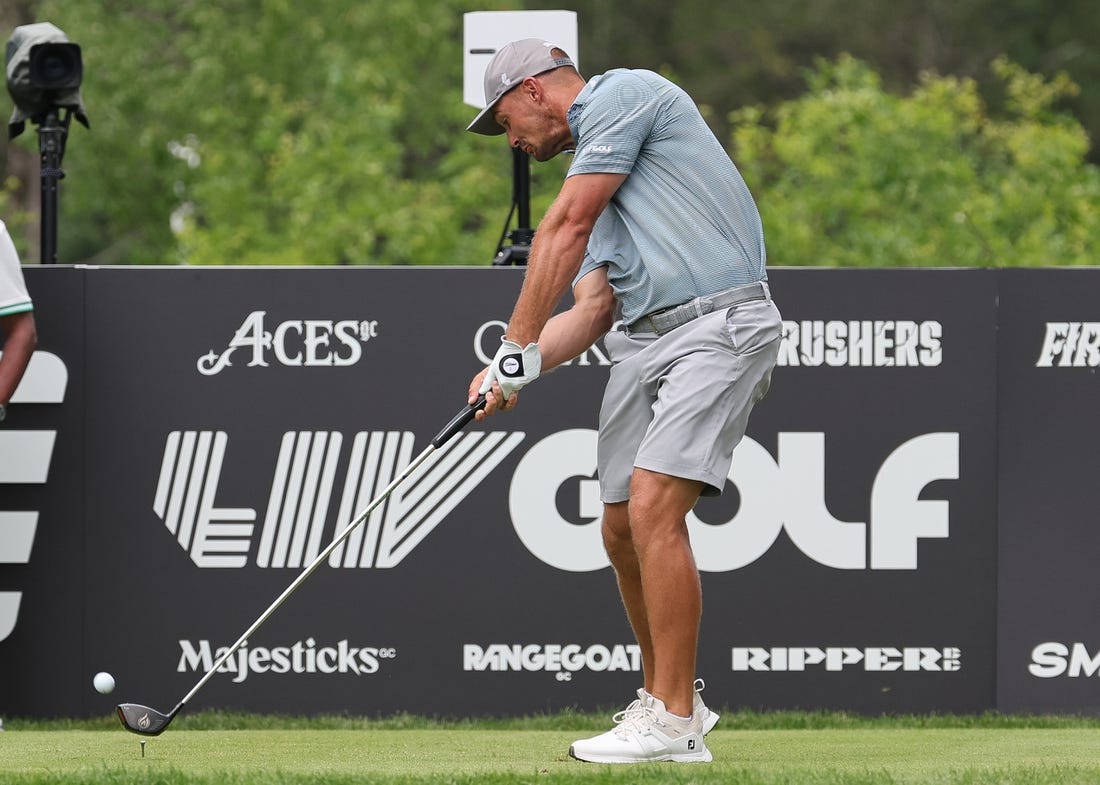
top-left (2, 712), bottom-right (1100, 784)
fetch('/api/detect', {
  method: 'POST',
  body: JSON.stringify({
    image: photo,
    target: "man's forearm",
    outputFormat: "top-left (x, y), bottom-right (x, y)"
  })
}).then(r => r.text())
top-left (538, 301), bottom-right (612, 372)
top-left (504, 211), bottom-right (589, 345)
top-left (0, 311), bottom-right (38, 405)
top-left (503, 172), bottom-right (625, 345)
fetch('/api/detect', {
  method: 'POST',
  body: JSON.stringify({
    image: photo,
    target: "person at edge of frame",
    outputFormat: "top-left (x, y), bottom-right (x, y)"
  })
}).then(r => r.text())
top-left (464, 39), bottom-right (782, 764)
top-left (0, 219), bottom-right (37, 425)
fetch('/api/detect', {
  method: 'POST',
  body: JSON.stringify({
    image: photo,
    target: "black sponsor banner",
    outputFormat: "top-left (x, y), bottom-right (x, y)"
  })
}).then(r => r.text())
top-left (702, 269), bottom-right (998, 714)
top-left (0, 266), bottom-right (1007, 718)
top-left (996, 269), bottom-right (1100, 714)
top-left (1, 267), bottom-right (86, 717)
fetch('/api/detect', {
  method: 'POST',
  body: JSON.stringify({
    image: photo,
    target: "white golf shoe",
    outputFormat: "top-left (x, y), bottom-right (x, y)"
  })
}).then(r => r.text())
top-left (569, 691), bottom-right (712, 763)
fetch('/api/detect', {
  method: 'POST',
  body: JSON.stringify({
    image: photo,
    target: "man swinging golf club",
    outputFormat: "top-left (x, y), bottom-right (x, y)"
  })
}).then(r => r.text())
top-left (467, 39), bottom-right (783, 763)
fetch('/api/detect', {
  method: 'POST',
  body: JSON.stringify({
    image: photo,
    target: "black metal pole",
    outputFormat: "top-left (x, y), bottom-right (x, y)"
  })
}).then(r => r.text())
top-left (512, 146), bottom-right (533, 247)
top-left (491, 148), bottom-right (536, 266)
top-left (37, 109), bottom-right (68, 264)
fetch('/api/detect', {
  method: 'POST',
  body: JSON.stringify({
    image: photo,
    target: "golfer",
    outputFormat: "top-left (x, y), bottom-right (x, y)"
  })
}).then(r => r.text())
top-left (466, 39), bottom-right (781, 764)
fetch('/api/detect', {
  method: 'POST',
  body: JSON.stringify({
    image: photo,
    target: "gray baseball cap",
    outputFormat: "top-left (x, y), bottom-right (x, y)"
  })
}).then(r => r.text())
top-left (466, 38), bottom-right (575, 136)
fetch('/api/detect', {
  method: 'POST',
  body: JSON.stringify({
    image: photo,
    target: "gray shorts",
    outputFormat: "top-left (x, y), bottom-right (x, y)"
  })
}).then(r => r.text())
top-left (597, 296), bottom-right (782, 502)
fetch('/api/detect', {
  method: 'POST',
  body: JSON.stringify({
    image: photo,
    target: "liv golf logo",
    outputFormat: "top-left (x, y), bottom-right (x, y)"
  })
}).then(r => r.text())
top-left (155, 427), bottom-right (960, 573)
top-left (153, 429), bottom-right (523, 568)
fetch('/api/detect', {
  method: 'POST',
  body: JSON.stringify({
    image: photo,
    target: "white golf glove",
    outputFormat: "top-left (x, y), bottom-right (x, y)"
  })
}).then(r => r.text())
top-left (479, 339), bottom-right (541, 402)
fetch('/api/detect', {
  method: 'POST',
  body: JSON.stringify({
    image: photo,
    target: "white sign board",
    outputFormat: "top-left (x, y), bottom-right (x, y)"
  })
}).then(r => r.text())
top-left (463, 10), bottom-right (579, 109)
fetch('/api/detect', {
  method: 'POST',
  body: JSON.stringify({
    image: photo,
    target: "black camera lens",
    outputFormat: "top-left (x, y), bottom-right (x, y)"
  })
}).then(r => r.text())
top-left (29, 43), bottom-right (82, 90)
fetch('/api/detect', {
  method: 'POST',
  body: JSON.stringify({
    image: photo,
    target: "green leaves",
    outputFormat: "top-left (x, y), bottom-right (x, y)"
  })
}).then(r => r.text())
top-left (15, 4), bottom-right (1097, 268)
top-left (731, 56), bottom-right (1100, 266)
top-left (29, 0), bottom-right (552, 265)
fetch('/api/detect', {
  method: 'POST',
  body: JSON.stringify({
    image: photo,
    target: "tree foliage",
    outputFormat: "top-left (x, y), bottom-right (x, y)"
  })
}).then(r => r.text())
top-left (534, 0), bottom-right (1100, 162)
top-left (14, 0), bottom-right (567, 265)
top-left (730, 55), bottom-right (1100, 266)
top-left (3, 0), bottom-right (1097, 266)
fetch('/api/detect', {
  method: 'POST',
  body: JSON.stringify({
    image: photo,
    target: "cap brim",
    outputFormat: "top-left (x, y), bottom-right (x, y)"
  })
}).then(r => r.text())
top-left (466, 98), bottom-right (506, 136)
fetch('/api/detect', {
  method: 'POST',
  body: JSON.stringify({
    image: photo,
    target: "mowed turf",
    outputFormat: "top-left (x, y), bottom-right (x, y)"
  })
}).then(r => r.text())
top-left (3, 727), bottom-right (1100, 785)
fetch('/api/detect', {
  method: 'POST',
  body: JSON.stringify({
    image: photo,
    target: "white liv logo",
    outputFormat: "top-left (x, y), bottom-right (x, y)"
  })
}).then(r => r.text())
top-left (0, 352), bottom-right (68, 642)
top-left (153, 429), bottom-right (524, 568)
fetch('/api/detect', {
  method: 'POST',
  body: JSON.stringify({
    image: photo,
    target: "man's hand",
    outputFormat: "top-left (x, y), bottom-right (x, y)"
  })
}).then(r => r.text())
top-left (468, 366), bottom-right (516, 420)
top-left (480, 339), bottom-right (541, 402)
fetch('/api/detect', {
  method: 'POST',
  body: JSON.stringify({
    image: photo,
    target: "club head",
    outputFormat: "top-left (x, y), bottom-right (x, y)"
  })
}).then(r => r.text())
top-left (116, 703), bottom-right (176, 736)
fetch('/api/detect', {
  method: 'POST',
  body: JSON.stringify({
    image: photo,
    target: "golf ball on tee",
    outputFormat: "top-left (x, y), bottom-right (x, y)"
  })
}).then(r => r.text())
top-left (93, 671), bottom-right (115, 694)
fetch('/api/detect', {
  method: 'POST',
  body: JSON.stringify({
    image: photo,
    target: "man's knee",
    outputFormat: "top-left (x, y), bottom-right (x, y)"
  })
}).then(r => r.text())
top-left (601, 502), bottom-right (633, 561)
top-left (628, 470), bottom-right (702, 527)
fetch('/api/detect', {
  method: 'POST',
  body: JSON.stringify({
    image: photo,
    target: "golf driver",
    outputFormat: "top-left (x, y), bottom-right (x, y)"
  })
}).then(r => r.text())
top-left (117, 395), bottom-right (488, 736)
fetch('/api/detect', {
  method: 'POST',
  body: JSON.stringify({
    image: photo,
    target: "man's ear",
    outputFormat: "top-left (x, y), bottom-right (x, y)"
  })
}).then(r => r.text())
top-left (522, 76), bottom-right (542, 102)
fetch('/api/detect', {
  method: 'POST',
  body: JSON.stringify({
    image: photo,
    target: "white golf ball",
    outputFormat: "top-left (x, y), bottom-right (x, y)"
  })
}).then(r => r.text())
top-left (93, 671), bottom-right (115, 694)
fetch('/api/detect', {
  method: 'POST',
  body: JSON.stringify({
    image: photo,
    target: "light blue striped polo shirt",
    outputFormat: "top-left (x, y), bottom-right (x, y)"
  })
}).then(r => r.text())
top-left (568, 69), bottom-right (766, 324)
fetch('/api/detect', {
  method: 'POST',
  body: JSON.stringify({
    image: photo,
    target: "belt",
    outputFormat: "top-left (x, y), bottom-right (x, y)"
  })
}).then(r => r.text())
top-left (627, 280), bottom-right (771, 336)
